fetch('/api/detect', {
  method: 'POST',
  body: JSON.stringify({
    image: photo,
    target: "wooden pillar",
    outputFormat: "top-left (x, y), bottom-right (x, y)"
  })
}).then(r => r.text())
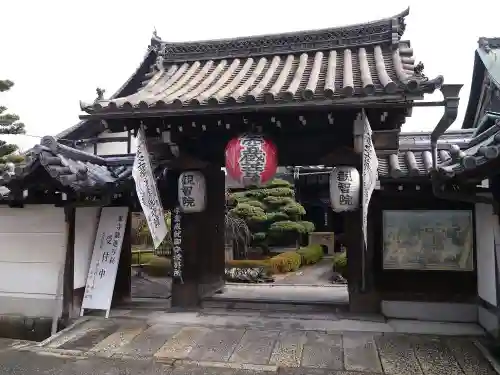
top-left (171, 165), bottom-right (225, 308)
top-left (344, 189), bottom-right (379, 313)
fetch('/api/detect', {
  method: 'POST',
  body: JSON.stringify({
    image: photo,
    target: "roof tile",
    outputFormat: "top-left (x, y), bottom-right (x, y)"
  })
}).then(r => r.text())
top-left (81, 9), bottom-right (443, 114)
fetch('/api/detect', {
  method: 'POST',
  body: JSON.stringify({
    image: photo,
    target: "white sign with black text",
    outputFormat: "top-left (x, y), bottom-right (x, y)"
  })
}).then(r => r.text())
top-left (132, 127), bottom-right (168, 249)
top-left (178, 171), bottom-right (206, 213)
top-left (81, 206), bottom-right (128, 318)
top-left (361, 112), bottom-right (379, 247)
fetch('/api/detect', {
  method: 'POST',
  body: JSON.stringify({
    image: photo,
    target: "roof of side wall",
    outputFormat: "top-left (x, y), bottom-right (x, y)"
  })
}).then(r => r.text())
top-left (462, 38), bottom-right (500, 129)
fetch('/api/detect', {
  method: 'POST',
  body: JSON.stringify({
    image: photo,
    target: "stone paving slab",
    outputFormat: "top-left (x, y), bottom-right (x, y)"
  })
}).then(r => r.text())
top-left (31, 315), bottom-right (496, 374)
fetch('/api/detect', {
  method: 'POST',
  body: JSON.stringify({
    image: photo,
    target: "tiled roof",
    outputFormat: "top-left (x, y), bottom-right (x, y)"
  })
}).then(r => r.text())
top-left (0, 136), bottom-right (134, 193)
top-left (462, 37), bottom-right (500, 129)
top-left (293, 130), bottom-right (476, 180)
top-left (81, 8), bottom-right (443, 115)
top-left (438, 115), bottom-right (500, 178)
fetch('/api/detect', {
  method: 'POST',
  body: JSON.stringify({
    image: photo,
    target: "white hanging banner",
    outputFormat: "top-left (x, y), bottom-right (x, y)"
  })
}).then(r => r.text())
top-left (361, 111), bottom-right (379, 247)
top-left (329, 167), bottom-right (360, 212)
top-left (132, 127), bottom-right (168, 249)
top-left (81, 206), bottom-right (128, 318)
top-left (178, 171), bottom-right (206, 213)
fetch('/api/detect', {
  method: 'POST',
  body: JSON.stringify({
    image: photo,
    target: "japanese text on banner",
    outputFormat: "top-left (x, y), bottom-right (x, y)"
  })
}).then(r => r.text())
top-left (362, 113), bottom-right (378, 247)
top-left (132, 128), bottom-right (168, 249)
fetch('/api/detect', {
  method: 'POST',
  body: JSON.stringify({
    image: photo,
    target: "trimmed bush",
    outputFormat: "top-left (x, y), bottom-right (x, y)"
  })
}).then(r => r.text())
top-left (245, 200), bottom-right (267, 210)
top-left (252, 232), bottom-right (267, 241)
top-left (297, 245), bottom-right (323, 265)
top-left (269, 251), bottom-right (302, 273)
top-left (131, 250), bottom-right (156, 266)
top-left (280, 203), bottom-right (306, 216)
top-left (332, 251), bottom-right (348, 277)
top-left (142, 256), bottom-right (172, 277)
top-left (263, 196), bottom-right (294, 206)
top-left (226, 259), bottom-right (270, 268)
top-left (228, 179), bottom-right (314, 248)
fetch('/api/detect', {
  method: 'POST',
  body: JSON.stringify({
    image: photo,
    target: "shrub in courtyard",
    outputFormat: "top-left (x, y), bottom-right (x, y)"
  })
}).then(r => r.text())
top-left (228, 178), bottom-right (314, 250)
top-left (332, 251), bottom-right (348, 278)
top-left (269, 251), bottom-right (302, 273)
top-left (143, 256), bottom-right (172, 277)
top-left (297, 245), bottom-right (324, 265)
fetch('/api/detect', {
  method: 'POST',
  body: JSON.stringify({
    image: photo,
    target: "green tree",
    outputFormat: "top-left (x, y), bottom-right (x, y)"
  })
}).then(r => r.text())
top-left (228, 179), bottom-right (315, 253)
top-left (0, 79), bottom-right (26, 171)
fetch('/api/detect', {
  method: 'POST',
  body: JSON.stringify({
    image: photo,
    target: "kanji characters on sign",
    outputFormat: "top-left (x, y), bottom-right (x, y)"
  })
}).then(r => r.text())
top-left (171, 206), bottom-right (183, 279)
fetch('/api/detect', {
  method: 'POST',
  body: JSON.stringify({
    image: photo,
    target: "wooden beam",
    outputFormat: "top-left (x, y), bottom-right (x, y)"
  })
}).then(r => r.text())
top-left (79, 94), bottom-right (422, 121)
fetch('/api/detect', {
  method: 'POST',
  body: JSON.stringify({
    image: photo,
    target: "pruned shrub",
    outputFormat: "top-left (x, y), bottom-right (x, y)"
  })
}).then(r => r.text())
top-left (297, 245), bottom-right (323, 265)
top-left (228, 178), bottom-right (313, 250)
top-left (269, 251), bottom-right (302, 273)
top-left (143, 256), bottom-right (172, 277)
top-left (332, 251), bottom-right (348, 278)
top-left (280, 203), bottom-right (306, 217)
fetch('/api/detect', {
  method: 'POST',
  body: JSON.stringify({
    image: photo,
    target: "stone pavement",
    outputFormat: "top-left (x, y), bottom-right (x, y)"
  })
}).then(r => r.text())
top-left (0, 348), bottom-right (276, 375)
top-left (275, 258), bottom-right (334, 286)
top-left (17, 308), bottom-right (495, 374)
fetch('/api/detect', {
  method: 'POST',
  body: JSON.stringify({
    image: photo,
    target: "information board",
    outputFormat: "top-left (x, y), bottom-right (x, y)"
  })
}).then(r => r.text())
top-left (81, 206), bottom-right (129, 317)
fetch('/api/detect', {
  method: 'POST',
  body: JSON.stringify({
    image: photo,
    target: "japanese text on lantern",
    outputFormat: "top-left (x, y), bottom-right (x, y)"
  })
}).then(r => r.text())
top-left (239, 135), bottom-right (266, 184)
top-left (172, 207), bottom-right (183, 279)
top-left (178, 171), bottom-right (206, 213)
top-left (181, 173), bottom-right (195, 209)
top-left (337, 169), bottom-right (354, 207)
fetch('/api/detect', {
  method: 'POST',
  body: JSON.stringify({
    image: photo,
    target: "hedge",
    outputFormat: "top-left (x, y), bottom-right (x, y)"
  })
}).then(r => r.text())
top-left (269, 251), bottom-right (302, 273)
top-left (142, 256), bottom-right (172, 277)
top-left (226, 244), bottom-right (324, 275)
top-left (332, 252), bottom-right (347, 277)
top-left (297, 244), bottom-right (323, 265)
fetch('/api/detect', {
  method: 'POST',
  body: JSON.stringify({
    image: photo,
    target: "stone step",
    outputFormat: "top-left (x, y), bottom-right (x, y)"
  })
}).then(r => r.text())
top-left (114, 298), bottom-right (171, 311)
top-left (201, 298), bottom-right (349, 314)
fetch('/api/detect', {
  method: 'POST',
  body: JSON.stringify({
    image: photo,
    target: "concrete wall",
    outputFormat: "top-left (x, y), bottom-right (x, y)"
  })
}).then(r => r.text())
top-left (0, 205), bottom-right (67, 318)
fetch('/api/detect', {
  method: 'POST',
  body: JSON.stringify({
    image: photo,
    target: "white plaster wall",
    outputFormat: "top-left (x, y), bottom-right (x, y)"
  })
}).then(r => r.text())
top-left (82, 130), bottom-right (136, 156)
top-left (381, 300), bottom-right (478, 322)
top-left (0, 205), bottom-right (66, 317)
top-left (476, 203), bottom-right (497, 306)
top-left (73, 207), bottom-right (100, 289)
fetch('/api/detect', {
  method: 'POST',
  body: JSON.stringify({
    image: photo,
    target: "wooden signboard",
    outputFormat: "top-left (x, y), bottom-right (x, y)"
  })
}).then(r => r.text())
top-left (80, 207), bottom-right (129, 318)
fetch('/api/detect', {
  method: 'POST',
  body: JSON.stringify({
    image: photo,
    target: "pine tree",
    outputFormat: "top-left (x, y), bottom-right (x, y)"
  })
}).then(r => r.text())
top-left (228, 179), bottom-right (315, 254)
top-left (0, 79), bottom-right (26, 171)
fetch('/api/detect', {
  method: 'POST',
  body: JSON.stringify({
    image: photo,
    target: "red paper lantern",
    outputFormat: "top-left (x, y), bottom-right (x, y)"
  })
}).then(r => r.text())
top-left (225, 134), bottom-right (278, 186)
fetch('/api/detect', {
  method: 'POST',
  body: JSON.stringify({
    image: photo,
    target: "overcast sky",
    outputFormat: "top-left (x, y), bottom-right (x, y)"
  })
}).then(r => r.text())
top-left (1, 0), bottom-right (499, 151)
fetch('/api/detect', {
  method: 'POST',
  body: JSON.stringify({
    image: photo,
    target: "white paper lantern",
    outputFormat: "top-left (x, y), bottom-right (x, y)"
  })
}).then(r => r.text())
top-left (329, 167), bottom-right (360, 212)
top-left (178, 171), bottom-right (206, 213)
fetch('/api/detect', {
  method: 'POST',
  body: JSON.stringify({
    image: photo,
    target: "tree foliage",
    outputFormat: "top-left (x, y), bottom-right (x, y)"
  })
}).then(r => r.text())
top-left (228, 178), bottom-right (315, 248)
top-left (134, 209), bottom-right (251, 258)
top-left (0, 79), bottom-right (25, 171)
